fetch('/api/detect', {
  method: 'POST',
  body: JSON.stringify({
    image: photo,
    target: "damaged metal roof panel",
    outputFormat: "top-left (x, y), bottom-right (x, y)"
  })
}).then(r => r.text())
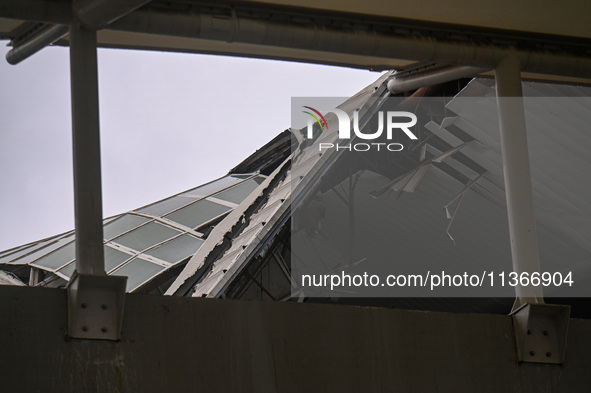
top-left (194, 76), bottom-right (591, 301)
top-left (445, 79), bottom-right (591, 266)
top-left (175, 71), bottom-right (395, 297)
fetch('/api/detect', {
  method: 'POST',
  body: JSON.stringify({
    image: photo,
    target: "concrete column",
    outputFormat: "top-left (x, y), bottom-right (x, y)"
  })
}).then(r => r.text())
top-left (494, 56), bottom-right (543, 307)
top-left (69, 22), bottom-right (105, 276)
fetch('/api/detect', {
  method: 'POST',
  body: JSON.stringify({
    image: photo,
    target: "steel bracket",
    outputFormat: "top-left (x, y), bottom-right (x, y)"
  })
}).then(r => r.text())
top-left (67, 273), bottom-right (127, 340)
top-left (511, 303), bottom-right (570, 364)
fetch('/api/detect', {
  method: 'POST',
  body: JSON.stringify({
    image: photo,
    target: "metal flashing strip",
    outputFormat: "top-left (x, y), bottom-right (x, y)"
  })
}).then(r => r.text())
top-left (165, 160), bottom-right (292, 296)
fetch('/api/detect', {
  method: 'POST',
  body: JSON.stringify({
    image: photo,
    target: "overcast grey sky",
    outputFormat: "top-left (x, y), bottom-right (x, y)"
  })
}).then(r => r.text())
top-left (0, 44), bottom-right (380, 251)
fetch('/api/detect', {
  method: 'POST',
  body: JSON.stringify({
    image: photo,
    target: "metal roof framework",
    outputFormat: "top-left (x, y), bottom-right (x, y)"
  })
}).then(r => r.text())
top-left (0, 173), bottom-right (266, 292)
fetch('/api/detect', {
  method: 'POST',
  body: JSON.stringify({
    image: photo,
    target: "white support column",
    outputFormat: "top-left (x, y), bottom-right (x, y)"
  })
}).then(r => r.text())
top-left (494, 56), bottom-right (544, 308)
top-left (67, 22), bottom-right (126, 341)
top-left (69, 22), bottom-right (105, 276)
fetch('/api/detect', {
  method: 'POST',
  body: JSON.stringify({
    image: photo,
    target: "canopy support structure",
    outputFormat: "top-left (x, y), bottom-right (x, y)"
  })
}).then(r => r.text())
top-left (494, 56), bottom-right (570, 364)
top-left (67, 21), bottom-right (126, 341)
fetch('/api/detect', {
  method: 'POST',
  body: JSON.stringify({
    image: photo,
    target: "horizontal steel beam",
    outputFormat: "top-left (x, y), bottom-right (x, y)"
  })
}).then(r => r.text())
top-left (6, 23), bottom-right (68, 64)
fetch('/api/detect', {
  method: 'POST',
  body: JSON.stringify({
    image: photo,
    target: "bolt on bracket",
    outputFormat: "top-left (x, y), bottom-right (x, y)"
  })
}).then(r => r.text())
top-left (511, 303), bottom-right (570, 364)
top-left (67, 273), bottom-right (127, 340)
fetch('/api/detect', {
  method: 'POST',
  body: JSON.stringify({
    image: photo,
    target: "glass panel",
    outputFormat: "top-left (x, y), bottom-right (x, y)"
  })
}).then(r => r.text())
top-left (2, 236), bottom-right (74, 265)
top-left (145, 234), bottom-right (204, 263)
top-left (104, 214), bottom-right (150, 240)
top-left (54, 245), bottom-right (133, 278)
top-left (165, 199), bottom-right (231, 229)
top-left (212, 177), bottom-right (265, 204)
top-left (57, 262), bottom-right (76, 278)
top-left (137, 195), bottom-right (196, 217)
top-left (112, 258), bottom-right (166, 292)
top-left (0, 241), bottom-right (50, 263)
top-left (32, 241), bottom-right (75, 270)
top-left (112, 222), bottom-right (180, 252)
top-left (183, 176), bottom-right (244, 197)
top-left (105, 245), bottom-right (134, 272)
top-left (0, 231), bottom-right (69, 260)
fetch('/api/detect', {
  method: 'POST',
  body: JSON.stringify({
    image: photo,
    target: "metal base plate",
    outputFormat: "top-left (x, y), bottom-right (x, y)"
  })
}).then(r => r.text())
top-left (67, 273), bottom-right (127, 340)
top-left (512, 303), bottom-right (570, 364)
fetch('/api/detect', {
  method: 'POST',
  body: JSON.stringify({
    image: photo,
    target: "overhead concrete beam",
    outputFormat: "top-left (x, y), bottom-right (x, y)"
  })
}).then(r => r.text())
top-left (236, 0), bottom-right (591, 40)
top-left (73, 0), bottom-right (151, 29)
top-left (106, 8), bottom-right (591, 79)
top-left (0, 0), bottom-right (71, 24)
top-left (2, 1), bottom-right (590, 81)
